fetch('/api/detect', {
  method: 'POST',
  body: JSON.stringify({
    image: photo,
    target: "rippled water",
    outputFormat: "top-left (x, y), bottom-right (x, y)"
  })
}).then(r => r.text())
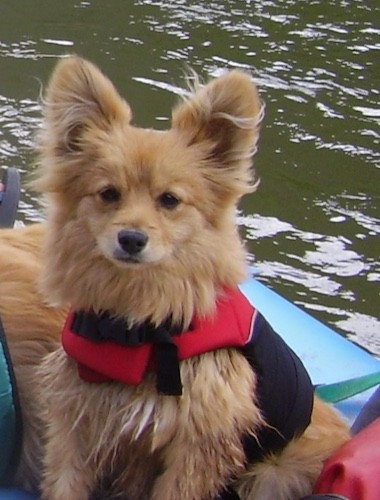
top-left (0, 0), bottom-right (379, 353)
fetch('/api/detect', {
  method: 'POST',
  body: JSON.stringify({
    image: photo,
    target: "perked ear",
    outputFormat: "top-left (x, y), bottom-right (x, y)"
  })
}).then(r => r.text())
top-left (41, 56), bottom-right (132, 155)
top-left (172, 71), bottom-right (264, 196)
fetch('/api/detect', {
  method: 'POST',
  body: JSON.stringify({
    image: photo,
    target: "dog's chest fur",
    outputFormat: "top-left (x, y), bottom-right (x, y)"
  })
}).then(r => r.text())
top-left (39, 345), bottom-right (261, 498)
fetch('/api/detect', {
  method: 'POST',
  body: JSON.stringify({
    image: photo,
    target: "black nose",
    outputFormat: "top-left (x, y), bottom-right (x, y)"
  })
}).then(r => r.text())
top-left (117, 230), bottom-right (148, 255)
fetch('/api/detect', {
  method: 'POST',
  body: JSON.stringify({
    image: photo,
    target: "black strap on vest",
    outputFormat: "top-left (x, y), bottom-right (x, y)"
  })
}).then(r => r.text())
top-left (72, 311), bottom-right (184, 395)
top-left (0, 317), bottom-right (23, 486)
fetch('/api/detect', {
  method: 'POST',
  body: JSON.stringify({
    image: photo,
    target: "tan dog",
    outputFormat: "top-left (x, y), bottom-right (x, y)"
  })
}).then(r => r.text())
top-left (1, 57), bottom-right (350, 499)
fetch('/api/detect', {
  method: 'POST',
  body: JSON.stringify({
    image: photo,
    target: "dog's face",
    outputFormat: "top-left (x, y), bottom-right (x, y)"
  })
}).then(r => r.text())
top-left (35, 57), bottom-right (263, 316)
top-left (70, 126), bottom-right (229, 269)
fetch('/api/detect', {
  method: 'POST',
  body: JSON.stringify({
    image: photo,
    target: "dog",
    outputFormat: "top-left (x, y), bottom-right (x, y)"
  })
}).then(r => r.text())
top-left (0, 57), bottom-right (350, 499)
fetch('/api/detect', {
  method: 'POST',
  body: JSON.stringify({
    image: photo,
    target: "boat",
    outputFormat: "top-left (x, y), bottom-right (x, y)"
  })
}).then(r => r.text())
top-left (0, 167), bottom-right (20, 229)
top-left (0, 169), bottom-right (379, 499)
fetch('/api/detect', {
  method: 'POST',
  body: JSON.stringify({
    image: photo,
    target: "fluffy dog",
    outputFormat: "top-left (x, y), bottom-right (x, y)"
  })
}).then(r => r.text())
top-left (1, 57), bottom-right (350, 499)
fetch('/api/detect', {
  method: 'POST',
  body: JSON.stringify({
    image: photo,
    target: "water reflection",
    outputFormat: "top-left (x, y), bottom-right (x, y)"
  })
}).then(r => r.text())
top-left (0, 99), bottom-right (40, 160)
top-left (0, 0), bottom-right (379, 353)
top-left (241, 207), bottom-right (380, 350)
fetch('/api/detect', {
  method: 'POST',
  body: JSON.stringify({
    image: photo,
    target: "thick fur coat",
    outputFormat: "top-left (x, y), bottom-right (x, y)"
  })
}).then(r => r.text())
top-left (1, 57), bottom-right (350, 499)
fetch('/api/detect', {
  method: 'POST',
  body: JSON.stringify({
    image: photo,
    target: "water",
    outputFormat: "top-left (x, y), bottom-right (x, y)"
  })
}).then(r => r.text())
top-left (0, 0), bottom-right (379, 354)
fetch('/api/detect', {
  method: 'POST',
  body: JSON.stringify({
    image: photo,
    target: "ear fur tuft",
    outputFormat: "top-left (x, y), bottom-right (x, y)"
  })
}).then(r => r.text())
top-left (40, 56), bottom-right (131, 156)
top-left (33, 56), bottom-right (132, 196)
top-left (172, 70), bottom-right (264, 196)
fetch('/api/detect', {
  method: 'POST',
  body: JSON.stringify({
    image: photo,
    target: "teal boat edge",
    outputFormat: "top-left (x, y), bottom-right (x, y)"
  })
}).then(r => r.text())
top-left (0, 321), bottom-right (18, 485)
top-left (1, 277), bottom-right (379, 499)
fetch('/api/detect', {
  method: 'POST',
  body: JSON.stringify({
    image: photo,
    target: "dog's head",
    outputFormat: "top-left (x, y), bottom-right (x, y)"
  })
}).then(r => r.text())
top-left (35, 57), bottom-right (263, 323)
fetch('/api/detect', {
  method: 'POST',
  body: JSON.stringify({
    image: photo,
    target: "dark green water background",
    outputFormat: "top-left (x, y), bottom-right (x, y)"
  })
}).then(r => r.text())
top-left (1, 1), bottom-right (379, 354)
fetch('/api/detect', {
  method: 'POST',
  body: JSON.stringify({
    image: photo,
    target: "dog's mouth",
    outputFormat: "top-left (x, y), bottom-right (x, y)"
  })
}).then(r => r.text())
top-left (113, 249), bottom-right (145, 265)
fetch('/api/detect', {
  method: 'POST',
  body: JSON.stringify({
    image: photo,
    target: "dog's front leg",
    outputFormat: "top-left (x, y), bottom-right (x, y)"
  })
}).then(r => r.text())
top-left (150, 433), bottom-right (245, 500)
top-left (150, 352), bottom-right (260, 500)
top-left (40, 419), bottom-right (97, 500)
top-left (40, 420), bottom-right (96, 500)
top-left (38, 351), bottom-right (98, 499)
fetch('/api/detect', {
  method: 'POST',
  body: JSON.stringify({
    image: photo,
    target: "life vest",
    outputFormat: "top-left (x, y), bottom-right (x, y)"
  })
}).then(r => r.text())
top-left (62, 287), bottom-right (314, 466)
top-left (0, 318), bottom-right (22, 486)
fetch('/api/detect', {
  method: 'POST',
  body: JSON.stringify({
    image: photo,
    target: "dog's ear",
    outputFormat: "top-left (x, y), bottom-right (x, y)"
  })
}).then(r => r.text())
top-left (172, 71), bottom-right (263, 197)
top-left (41, 56), bottom-right (132, 155)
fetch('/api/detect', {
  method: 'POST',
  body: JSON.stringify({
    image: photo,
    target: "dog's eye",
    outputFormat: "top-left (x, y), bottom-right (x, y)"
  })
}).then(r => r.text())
top-left (158, 192), bottom-right (181, 209)
top-left (99, 186), bottom-right (121, 203)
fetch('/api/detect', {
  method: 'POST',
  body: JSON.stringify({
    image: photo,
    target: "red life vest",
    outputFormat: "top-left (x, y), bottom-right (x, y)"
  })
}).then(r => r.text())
top-left (62, 287), bottom-right (256, 389)
top-left (62, 286), bottom-right (314, 466)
